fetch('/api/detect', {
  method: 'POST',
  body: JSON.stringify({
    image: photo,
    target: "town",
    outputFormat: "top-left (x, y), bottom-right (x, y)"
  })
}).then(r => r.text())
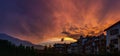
top-left (42, 21), bottom-right (120, 56)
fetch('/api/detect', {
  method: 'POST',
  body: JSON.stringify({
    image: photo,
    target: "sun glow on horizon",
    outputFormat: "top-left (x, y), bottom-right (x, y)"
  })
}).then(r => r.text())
top-left (39, 36), bottom-right (77, 46)
top-left (63, 37), bottom-right (77, 42)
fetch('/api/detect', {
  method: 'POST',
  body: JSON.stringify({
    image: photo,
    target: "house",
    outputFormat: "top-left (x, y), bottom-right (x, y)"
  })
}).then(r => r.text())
top-left (53, 43), bottom-right (68, 53)
top-left (67, 42), bottom-right (79, 54)
top-left (80, 34), bottom-right (106, 54)
top-left (77, 36), bottom-right (89, 53)
top-left (104, 21), bottom-right (120, 51)
top-left (93, 34), bottom-right (106, 54)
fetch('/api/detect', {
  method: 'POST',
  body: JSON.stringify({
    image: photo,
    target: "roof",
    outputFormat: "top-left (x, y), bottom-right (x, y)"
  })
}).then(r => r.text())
top-left (104, 21), bottom-right (120, 31)
top-left (70, 43), bottom-right (78, 46)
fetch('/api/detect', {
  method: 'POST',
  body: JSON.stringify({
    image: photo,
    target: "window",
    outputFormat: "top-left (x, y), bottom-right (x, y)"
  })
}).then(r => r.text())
top-left (110, 29), bottom-right (119, 35)
top-left (118, 35), bottom-right (120, 39)
top-left (111, 39), bottom-right (118, 44)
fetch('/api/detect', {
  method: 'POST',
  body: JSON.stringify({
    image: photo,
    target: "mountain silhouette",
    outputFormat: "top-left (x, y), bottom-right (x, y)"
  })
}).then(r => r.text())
top-left (0, 33), bottom-right (34, 46)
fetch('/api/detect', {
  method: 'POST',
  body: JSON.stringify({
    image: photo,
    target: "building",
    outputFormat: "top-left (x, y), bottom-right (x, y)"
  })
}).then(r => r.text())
top-left (104, 21), bottom-right (120, 51)
top-left (53, 34), bottom-right (106, 54)
top-left (77, 36), bottom-right (89, 53)
top-left (67, 42), bottom-right (79, 54)
top-left (53, 43), bottom-right (68, 53)
top-left (93, 34), bottom-right (106, 54)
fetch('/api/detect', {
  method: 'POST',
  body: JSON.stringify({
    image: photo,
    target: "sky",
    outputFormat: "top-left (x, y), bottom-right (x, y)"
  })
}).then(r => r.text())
top-left (0, 0), bottom-right (120, 44)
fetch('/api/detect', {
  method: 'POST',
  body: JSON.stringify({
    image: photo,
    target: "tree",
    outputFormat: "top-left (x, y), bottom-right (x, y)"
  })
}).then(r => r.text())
top-left (0, 39), bottom-right (38, 56)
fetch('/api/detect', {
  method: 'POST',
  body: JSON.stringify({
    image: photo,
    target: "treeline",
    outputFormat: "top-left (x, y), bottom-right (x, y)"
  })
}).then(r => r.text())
top-left (0, 39), bottom-right (38, 56)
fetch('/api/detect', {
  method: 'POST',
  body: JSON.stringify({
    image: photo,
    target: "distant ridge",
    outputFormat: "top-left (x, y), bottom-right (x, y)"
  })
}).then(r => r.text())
top-left (0, 33), bottom-right (34, 46)
top-left (0, 33), bottom-right (45, 50)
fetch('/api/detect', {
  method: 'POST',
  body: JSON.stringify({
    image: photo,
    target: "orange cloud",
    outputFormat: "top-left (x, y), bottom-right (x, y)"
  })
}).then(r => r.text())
top-left (1, 0), bottom-right (120, 44)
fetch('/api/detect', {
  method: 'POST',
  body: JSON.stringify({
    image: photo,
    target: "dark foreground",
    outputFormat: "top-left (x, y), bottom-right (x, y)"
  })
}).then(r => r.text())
top-left (0, 39), bottom-right (120, 56)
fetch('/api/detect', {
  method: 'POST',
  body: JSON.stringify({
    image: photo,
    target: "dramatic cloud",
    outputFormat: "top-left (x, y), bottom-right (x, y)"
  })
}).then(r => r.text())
top-left (0, 0), bottom-right (120, 44)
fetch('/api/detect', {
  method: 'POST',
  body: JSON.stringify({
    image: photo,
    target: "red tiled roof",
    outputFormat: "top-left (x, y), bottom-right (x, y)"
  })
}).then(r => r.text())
top-left (104, 21), bottom-right (120, 31)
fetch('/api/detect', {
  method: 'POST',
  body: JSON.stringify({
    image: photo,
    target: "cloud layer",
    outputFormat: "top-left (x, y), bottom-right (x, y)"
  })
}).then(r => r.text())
top-left (0, 0), bottom-right (120, 44)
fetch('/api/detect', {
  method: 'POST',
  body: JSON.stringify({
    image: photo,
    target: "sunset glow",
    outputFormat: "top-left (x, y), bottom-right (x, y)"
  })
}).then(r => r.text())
top-left (0, 0), bottom-right (120, 44)
top-left (64, 37), bottom-right (77, 42)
